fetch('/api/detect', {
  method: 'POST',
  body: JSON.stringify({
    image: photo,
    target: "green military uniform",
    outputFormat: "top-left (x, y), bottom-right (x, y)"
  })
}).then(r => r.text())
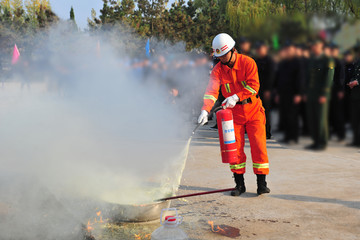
top-left (349, 59), bottom-right (360, 146)
top-left (306, 55), bottom-right (335, 149)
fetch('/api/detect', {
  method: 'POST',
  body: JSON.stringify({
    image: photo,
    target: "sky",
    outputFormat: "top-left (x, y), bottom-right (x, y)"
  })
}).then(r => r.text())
top-left (50, 0), bottom-right (176, 29)
top-left (51, 0), bottom-right (103, 29)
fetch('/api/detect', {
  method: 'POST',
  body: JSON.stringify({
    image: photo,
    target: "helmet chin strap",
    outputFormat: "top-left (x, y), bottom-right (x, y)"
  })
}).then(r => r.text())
top-left (221, 49), bottom-right (235, 67)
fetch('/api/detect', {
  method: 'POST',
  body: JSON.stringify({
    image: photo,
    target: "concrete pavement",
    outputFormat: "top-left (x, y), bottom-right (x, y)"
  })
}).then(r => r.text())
top-left (172, 120), bottom-right (360, 239)
top-left (89, 118), bottom-right (359, 239)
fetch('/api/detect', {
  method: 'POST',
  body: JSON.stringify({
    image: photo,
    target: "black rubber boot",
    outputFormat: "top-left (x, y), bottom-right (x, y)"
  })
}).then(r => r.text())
top-left (257, 174), bottom-right (270, 195)
top-left (231, 173), bottom-right (246, 196)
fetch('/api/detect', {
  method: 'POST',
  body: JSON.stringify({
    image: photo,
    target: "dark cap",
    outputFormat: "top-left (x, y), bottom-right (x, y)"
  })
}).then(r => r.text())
top-left (328, 42), bottom-right (339, 49)
top-left (254, 41), bottom-right (266, 49)
top-left (309, 38), bottom-right (324, 46)
top-left (296, 43), bottom-right (308, 50)
top-left (323, 42), bottom-right (331, 49)
top-left (238, 36), bottom-right (250, 44)
top-left (343, 49), bottom-right (354, 56)
top-left (282, 40), bottom-right (294, 48)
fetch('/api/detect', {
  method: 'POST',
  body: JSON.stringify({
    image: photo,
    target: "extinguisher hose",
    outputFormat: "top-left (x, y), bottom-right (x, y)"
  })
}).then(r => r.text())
top-left (156, 188), bottom-right (235, 202)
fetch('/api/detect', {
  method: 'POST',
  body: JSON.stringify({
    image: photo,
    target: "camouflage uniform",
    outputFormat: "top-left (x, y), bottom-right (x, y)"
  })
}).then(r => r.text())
top-left (306, 55), bottom-right (335, 149)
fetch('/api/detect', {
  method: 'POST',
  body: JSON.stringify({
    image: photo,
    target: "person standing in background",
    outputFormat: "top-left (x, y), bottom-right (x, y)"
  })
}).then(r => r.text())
top-left (347, 51), bottom-right (360, 147)
top-left (329, 43), bottom-right (346, 142)
top-left (323, 43), bottom-right (332, 57)
top-left (275, 42), bottom-right (304, 144)
top-left (273, 46), bottom-right (288, 133)
top-left (297, 44), bottom-right (310, 136)
top-left (238, 37), bottom-right (252, 57)
top-left (305, 40), bottom-right (335, 150)
top-left (343, 50), bottom-right (356, 126)
top-left (254, 41), bottom-right (275, 139)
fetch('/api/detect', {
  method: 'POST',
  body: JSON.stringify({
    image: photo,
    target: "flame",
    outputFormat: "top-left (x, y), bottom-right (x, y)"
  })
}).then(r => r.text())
top-left (87, 220), bottom-right (94, 232)
top-left (208, 221), bottom-right (215, 232)
top-left (208, 221), bottom-right (226, 234)
top-left (217, 225), bottom-right (225, 233)
top-left (134, 233), bottom-right (151, 239)
top-left (86, 210), bottom-right (107, 232)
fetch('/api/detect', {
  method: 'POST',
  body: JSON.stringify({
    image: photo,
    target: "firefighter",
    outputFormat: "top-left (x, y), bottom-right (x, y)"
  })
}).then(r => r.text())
top-left (197, 33), bottom-right (270, 196)
top-left (305, 40), bottom-right (335, 150)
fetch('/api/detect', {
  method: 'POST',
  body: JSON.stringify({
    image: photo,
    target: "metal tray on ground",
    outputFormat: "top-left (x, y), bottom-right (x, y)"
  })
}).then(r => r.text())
top-left (105, 200), bottom-right (171, 222)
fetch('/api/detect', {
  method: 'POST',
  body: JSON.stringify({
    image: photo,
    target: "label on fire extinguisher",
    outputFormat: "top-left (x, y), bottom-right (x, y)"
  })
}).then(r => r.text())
top-left (222, 120), bottom-right (236, 144)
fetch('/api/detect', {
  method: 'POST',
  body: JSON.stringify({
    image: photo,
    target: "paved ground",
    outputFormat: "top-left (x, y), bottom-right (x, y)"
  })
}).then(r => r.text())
top-left (88, 118), bottom-right (359, 240)
top-left (171, 119), bottom-right (360, 240)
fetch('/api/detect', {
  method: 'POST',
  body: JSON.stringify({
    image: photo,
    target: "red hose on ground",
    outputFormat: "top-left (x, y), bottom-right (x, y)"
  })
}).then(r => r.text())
top-left (157, 188), bottom-right (235, 202)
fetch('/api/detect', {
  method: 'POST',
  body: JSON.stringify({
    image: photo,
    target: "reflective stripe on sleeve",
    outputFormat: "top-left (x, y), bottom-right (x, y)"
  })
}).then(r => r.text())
top-left (225, 83), bottom-right (231, 93)
top-left (230, 162), bottom-right (246, 170)
top-left (241, 81), bottom-right (257, 95)
top-left (204, 94), bottom-right (217, 102)
top-left (253, 163), bottom-right (269, 169)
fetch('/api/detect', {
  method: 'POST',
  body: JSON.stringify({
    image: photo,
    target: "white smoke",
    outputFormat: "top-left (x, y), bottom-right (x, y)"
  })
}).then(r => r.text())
top-left (0, 23), bottom-right (209, 239)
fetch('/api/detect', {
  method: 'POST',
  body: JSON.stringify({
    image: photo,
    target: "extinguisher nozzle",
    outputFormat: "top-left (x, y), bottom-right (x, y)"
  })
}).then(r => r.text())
top-left (192, 123), bottom-right (201, 135)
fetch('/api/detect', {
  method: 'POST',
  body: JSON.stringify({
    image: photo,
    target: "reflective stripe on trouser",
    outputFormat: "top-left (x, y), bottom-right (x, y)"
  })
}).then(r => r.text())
top-left (229, 106), bottom-right (269, 175)
top-left (230, 162), bottom-right (246, 170)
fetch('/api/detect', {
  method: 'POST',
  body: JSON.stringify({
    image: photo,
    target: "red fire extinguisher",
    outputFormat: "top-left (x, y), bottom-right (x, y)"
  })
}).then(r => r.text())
top-left (216, 108), bottom-right (238, 164)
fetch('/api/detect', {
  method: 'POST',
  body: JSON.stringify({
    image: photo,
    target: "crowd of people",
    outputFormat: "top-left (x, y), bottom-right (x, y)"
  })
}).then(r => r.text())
top-left (111, 39), bottom-right (360, 151)
top-left (127, 53), bottom-right (211, 117)
top-left (218, 37), bottom-right (360, 150)
top-left (0, 48), bottom-right (212, 121)
top-left (1, 37), bottom-right (359, 150)
top-left (130, 37), bottom-right (359, 151)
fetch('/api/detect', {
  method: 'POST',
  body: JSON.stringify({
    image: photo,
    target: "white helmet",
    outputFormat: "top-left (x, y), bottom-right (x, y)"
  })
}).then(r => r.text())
top-left (212, 33), bottom-right (236, 57)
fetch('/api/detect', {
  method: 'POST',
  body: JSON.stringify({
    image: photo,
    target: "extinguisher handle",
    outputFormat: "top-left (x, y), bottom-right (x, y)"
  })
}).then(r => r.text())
top-left (211, 106), bottom-right (224, 115)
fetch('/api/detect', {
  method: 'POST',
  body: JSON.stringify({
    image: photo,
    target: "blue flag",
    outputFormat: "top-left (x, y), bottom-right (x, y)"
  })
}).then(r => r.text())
top-left (145, 39), bottom-right (150, 58)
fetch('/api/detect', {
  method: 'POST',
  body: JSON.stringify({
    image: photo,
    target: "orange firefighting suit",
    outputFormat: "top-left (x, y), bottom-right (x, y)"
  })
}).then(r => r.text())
top-left (202, 53), bottom-right (269, 175)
